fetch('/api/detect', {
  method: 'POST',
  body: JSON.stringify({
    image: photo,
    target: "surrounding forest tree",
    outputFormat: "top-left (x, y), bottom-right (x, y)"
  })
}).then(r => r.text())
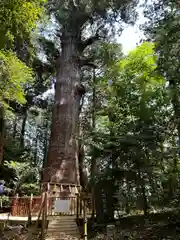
top-left (0, 0), bottom-right (51, 194)
top-left (142, 0), bottom-right (180, 204)
top-left (0, 0), bottom-right (47, 164)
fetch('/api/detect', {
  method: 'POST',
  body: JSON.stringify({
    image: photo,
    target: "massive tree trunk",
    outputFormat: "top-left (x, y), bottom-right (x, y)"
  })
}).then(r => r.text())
top-left (43, 32), bottom-right (83, 191)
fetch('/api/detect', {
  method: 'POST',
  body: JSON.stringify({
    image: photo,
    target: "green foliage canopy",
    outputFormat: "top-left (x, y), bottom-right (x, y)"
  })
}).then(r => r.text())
top-left (0, 0), bottom-right (46, 49)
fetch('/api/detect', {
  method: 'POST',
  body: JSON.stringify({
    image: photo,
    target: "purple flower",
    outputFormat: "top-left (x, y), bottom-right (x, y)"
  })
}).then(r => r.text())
top-left (0, 184), bottom-right (4, 195)
top-left (108, 79), bottom-right (113, 86)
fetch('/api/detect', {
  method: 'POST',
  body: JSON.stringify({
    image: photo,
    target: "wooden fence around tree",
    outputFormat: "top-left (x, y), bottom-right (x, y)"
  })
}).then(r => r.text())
top-left (10, 194), bottom-right (93, 217)
top-left (11, 195), bottom-right (42, 216)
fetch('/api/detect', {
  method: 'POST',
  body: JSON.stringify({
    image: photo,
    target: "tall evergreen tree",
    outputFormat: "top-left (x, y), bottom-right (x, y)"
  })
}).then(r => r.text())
top-left (42, 0), bottom-right (138, 193)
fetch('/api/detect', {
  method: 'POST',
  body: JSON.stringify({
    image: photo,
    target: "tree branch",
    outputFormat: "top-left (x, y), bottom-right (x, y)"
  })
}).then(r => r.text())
top-left (80, 35), bottom-right (100, 51)
top-left (79, 57), bottom-right (97, 68)
top-left (77, 25), bottom-right (105, 52)
top-left (79, 94), bottom-right (85, 114)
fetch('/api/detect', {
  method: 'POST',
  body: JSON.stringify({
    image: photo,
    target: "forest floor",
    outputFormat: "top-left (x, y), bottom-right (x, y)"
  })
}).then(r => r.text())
top-left (117, 222), bottom-right (179, 239)
top-left (1, 210), bottom-right (180, 240)
top-left (91, 223), bottom-right (179, 239)
top-left (0, 224), bottom-right (42, 240)
top-left (90, 209), bottom-right (180, 239)
top-left (1, 223), bottom-right (179, 240)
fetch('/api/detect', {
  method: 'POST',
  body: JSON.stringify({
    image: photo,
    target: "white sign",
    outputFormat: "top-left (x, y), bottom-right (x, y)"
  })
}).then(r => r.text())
top-left (54, 199), bottom-right (70, 213)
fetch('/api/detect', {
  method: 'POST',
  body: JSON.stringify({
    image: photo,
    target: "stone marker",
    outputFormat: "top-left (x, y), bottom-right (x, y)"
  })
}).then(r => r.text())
top-left (106, 224), bottom-right (116, 239)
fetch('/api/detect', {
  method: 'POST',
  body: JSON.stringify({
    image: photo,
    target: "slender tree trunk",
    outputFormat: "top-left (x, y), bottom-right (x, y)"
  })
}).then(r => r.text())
top-left (170, 82), bottom-right (180, 197)
top-left (40, 119), bottom-right (49, 185)
top-left (125, 181), bottom-right (130, 214)
top-left (0, 106), bottom-right (5, 165)
top-left (79, 139), bottom-right (88, 190)
top-left (34, 127), bottom-right (38, 164)
top-left (91, 68), bottom-right (96, 218)
top-left (170, 80), bottom-right (180, 150)
top-left (13, 116), bottom-right (17, 139)
top-left (160, 141), bottom-right (165, 172)
top-left (135, 159), bottom-right (148, 216)
top-left (91, 68), bottom-right (96, 177)
top-left (43, 32), bottom-right (83, 189)
top-left (137, 169), bottom-right (148, 216)
top-left (42, 117), bottom-right (49, 170)
top-left (20, 109), bottom-right (27, 149)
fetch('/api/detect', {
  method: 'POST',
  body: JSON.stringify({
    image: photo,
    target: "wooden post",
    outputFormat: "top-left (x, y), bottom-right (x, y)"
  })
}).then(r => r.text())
top-left (83, 199), bottom-right (87, 240)
top-left (27, 194), bottom-right (33, 227)
top-left (16, 194), bottom-right (19, 215)
top-left (44, 192), bottom-right (48, 228)
top-left (41, 201), bottom-right (45, 240)
top-left (47, 182), bottom-right (50, 192)
top-left (0, 197), bottom-right (2, 209)
top-left (80, 197), bottom-right (82, 217)
top-left (36, 193), bottom-right (45, 229)
top-left (41, 192), bottom-right (47, 240)
top-left (92, 189), bottom-right (96, 219)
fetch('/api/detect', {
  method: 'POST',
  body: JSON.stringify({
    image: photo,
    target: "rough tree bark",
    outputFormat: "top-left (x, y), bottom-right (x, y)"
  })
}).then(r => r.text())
top-left (43, 31), bottom-right (85, 189)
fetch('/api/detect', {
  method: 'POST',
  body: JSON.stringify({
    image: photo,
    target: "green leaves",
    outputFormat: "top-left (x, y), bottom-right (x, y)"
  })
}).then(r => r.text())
top-left (0, 50), bottom-right (33, 114)
top-left (119, 42), bottom-right (162, 85)
top-left (87, 40), bottom-right (177, 212)
top-left (0, 0), bottom-right (46, 49)
top-left (3, 159), bottom-right (39, 194)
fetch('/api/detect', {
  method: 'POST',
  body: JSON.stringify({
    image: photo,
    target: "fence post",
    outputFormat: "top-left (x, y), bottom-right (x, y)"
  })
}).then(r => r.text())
top-left (44, 192), bottom-right (48, 228)
top-left (80, 197), bottom-right (82, 217)
top-left (36, 193), bottom-right (45, 229)
top-left (41, 199), bottom-right (45, 240)
top-left (83, 199), bottom-right (87, 240)
top-left (41, 192), bottom-right (47, 240)
top-left (27, 194), bottom-right (33, 227)
top-left (92, 189), bottom-right (96, 219)
top-left (0, 197), bottom-right (2, 209)
top-left (76, 194), bottom-right (79, 219)
top-left (16, 194), bottom-right (19, 215)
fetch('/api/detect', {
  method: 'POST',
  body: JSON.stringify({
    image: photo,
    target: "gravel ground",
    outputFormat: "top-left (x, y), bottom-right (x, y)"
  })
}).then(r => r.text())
top-left (45, 232), bottom-right (80, 240)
